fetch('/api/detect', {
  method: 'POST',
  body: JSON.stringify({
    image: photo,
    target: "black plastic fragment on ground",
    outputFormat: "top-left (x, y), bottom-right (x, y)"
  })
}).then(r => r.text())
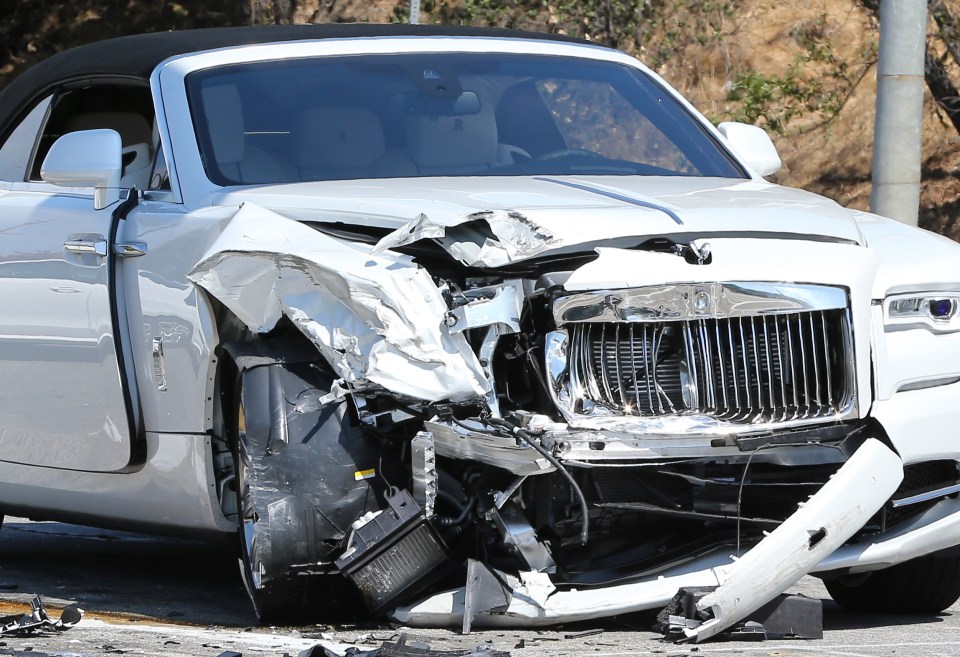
top-left (0, 595), bottom-right (82, 637)
top-left (655, 588), bottom-right (823, 642)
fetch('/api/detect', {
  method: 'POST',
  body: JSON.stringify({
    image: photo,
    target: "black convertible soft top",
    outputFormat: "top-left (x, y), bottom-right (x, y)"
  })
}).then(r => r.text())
top-left (0, 23), bottom-right (596, 140)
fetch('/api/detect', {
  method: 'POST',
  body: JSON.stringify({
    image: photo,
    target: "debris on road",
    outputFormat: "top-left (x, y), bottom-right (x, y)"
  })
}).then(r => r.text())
top-left (0, 596), bottom-right (82, 636)
top-left (656, 589), bottom-right (822, 642)
top-left (296, 634), bottom-right (510, 657)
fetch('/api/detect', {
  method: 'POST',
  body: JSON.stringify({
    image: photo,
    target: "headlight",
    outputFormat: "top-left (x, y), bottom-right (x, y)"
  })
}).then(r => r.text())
top-left (884, 292), bottom-right (960, 333)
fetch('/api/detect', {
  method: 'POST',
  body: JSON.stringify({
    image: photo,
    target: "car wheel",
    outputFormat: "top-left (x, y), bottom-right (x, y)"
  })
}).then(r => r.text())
top-left (223, 349), bottom-right (382, 623)
top-left (824, 550), bottom-right (960, 614)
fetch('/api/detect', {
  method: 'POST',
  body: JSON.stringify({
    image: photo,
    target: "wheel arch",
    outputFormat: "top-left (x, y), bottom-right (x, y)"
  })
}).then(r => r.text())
top-left (211, 324), bottom-right (386, 621)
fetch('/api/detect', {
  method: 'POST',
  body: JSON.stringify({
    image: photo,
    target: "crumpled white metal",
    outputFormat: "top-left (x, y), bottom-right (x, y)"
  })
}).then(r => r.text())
top-left (373, 209), bottom-right (559, 267)
top-left (187, 202), bottom-right (489, 402)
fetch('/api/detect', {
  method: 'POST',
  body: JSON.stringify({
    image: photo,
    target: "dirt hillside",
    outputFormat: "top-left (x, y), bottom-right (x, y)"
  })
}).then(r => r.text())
top-left (1, 0), bottom-right (958, 238)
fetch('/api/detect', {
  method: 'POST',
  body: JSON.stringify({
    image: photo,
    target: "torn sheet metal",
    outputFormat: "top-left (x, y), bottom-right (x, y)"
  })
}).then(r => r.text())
top-left (394, 438), bottom-right (902, 631)
top-left (445, 281), bottom-right (523, 335)
top-left (463, 560), bottom-right (512, 634)
top-left (425, 420), bottom-right (555, 476)
top-left (0, 596), bottom-right (82, 636)
top-left (373, 210), bottom-right (559, 268)
top-left (188, 203), bottom-right (488, 402)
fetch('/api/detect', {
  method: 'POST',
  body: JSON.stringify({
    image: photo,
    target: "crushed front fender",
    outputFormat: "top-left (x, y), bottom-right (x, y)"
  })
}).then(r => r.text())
top-left (187, 202), bottom-right (489, 402)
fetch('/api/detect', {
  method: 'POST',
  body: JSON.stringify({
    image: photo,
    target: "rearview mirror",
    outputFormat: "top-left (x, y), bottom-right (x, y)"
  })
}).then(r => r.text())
top-left (40, 129), bottom-right (123, 210)
top-left (387, 90), bottom-right (481, 117)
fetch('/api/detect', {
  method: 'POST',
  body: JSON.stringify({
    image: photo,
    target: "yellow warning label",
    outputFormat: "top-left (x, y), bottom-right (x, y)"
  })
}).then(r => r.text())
top-left (354, 469), bottom-right (376, 481)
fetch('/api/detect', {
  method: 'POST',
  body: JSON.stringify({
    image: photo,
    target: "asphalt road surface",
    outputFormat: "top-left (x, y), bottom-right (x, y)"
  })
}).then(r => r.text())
top-left (0, 518), bottom-right (958, 657)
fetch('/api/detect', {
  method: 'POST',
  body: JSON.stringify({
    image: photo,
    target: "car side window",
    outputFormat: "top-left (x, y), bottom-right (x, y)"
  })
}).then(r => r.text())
top-left (28, 84), bottom-right (155, 188)
top-left (149, 141), bottom-right (171, 191)
top-left (0, 96), bottom-right (51, 183)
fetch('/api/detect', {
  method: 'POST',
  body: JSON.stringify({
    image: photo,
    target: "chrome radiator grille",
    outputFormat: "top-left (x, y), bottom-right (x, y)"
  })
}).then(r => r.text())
top-left (567, 310), bottom-right (853, 423)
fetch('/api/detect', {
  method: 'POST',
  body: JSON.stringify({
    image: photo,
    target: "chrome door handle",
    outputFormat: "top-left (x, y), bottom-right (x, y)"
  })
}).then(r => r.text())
top-left (64, 240), bottom-right (107, 257)
top-left (63, 240), bottom-right (147, 258)
top-left (113, 241), bottom-right (148, 258)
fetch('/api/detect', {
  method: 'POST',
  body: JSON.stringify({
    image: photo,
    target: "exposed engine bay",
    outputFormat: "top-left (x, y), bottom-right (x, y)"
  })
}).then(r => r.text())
top-left (185, 203), bottom-right (960, 641)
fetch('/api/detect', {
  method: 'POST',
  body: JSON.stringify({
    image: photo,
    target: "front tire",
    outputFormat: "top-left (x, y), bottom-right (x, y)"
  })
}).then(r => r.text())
top-left (824, 550), bottom-right (960, 614)
top-left (224, 350), bottom-right (382, 623)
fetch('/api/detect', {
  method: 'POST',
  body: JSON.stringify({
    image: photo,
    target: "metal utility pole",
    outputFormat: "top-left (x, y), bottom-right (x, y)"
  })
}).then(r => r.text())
top-left (410, 0), bottom-right (421, 24)
top-left (871, 0), bottom-right (926, 225)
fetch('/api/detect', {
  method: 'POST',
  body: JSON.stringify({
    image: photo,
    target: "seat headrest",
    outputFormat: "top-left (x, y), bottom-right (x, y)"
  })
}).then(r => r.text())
top-left (64, 112), bottom-right (152, 148)
top-left (297, 107), bottom-right (386, 170)
top-left (405, 111), bottom-right (498, 171)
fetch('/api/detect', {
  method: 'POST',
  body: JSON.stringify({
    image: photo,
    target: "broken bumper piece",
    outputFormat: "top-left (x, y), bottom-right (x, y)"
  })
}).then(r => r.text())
top-left (657, 589), bottom-right (823, 642)
top-left (393, 439), bottom-right (902, 639)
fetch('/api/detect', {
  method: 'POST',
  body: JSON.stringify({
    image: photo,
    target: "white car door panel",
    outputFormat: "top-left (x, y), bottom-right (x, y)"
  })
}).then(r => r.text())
top-left (0, 190), bottom-right (137, 472)
top-left (120, 203), bottom-right (225, 434)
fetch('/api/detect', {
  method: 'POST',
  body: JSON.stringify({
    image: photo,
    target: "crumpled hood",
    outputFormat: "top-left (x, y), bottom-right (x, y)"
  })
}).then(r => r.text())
top-left (215, 175), bottom-right (865, 265)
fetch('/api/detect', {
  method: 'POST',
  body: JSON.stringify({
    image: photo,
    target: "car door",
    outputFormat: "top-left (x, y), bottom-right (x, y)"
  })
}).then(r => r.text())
top-left (0, 84), bottom-right (147, 472)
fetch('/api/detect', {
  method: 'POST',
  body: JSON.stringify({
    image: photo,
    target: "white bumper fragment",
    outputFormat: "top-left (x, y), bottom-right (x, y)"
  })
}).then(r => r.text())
top-left (682, 437), bottom-right (902, 641)
top-left (393, 438), bottom-right (903, 634)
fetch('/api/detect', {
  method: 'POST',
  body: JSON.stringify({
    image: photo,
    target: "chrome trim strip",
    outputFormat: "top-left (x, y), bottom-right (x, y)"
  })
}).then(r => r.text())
top-left (533, 177), bottom-right (684, 225)
top-left (554, 283), bottom-right (848, 325)
top-left (897, 376), bottom-right (960, 392)
top-left (891, 484), bottom-right (960, 509)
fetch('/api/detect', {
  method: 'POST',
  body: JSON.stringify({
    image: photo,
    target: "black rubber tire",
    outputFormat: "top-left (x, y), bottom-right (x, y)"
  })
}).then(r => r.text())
top-left (824, 550), bottom-right (960, 614)
top-left (224, 353), bottom-right (381, 623)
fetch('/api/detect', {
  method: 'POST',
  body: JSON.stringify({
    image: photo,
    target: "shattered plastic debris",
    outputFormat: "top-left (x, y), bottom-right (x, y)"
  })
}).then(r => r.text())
top-left (297, 634), bottom-right (509, 657)
top-left (0, 595), bottom-right (82, 636)
top-left (656, 589), bottom-right (823, 642)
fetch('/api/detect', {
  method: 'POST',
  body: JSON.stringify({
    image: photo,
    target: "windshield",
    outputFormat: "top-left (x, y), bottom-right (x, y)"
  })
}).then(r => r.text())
top-left (186, 52), bottom-right (746, 185)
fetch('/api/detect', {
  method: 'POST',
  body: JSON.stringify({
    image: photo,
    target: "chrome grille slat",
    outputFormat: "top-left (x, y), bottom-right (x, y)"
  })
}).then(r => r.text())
top-left (598, 324), bottom-right (615, 403)
top-left (798, 315), bottom-right (810, 418)
top-left (739, 318), bottom-right (752, 410)
top-left (568, 308), bottom-right (852, 424)
top-left (614, 323), bottom-right (626, 410)
top-left (810, 314), bottom-right (822, 411)
top-left (762, 317), bottom-right (774, 413)
top-left (699, 320), bottom-right (716, 410)
top-left (750, 318), bottom-right (762, 416)
top-left (716, 321), bottom-right (729, 410)
top-left (822, 312), bottom-right (833, 406)
top-left (727, 321), bottom-right (740, 413)
top-left (786, 316), bottom-right (799, 418)
top-left (774, 317), bottom-right (787, 422)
